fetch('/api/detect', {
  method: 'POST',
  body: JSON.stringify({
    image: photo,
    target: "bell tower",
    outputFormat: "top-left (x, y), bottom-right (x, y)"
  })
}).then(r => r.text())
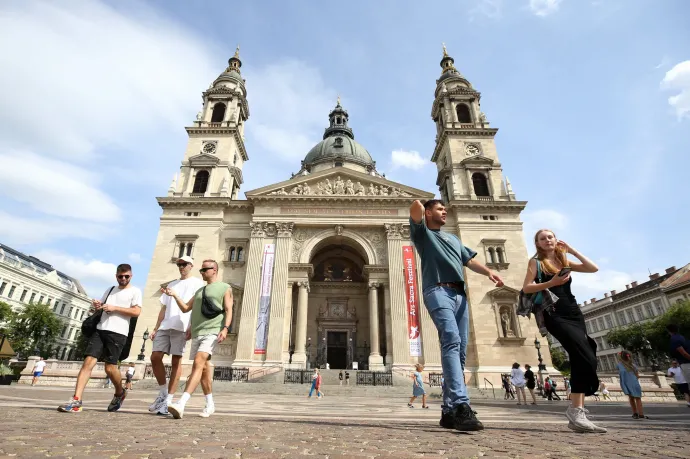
top-left (169, 46), bottom-right (250, 200)
top-left (429, 45), bottom-right (548, 385)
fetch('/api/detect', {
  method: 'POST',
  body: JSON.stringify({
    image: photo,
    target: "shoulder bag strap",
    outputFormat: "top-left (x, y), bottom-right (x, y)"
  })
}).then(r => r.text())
top-left (536, 259), bottom-right (543, 283)
top-left (103, 286), bottom-right (115, 304)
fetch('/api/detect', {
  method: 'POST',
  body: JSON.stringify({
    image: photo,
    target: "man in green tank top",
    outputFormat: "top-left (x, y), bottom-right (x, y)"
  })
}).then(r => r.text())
top-left (163, 259), bottom-right (232, 419)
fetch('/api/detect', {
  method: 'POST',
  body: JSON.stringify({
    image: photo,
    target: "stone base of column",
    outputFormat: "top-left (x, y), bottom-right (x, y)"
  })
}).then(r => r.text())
top-left (368, 354), bottom-right (385, 371)
top-left (231, 359), bottom-right (266, 368)
top-left (291, 352), bottom-right (307, 365)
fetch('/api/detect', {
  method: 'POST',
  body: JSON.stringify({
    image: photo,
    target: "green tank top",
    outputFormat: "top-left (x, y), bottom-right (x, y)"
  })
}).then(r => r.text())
top-left (190, 281), bottom-right (229, 338)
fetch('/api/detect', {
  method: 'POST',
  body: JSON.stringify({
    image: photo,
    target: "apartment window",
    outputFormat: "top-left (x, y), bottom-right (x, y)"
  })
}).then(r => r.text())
top-left (601, 337), bottom-right (607, 350)
top-left (60, 304), bottom-right (66, 315)
top-left (47, 298), bottom-right (52, 306)
top-left (52, 302), bottom-right (58, 312)
top-left (653, 300), bottom-right (664, 316)
top-left (68, 307), bottom-right (73, 318)
top-left (586, 321), bottom-right (592, 334)
top-left (20, 289), bottom-right (28, 302)
top-left (61, 325), bottom-right (68, 337)
top-left (8, 285), bottom-right (16, 298)
top-left (591, 320), bottom-right (599, 333)
top-left (634, 306), bottom-right (643, 321)
top-left (605, 315), bottom-right (613, 329)
top-left (595, 337), bottom-right (604, 350)
top-left (626, 309), bottom-right (634, 324)
top-left (617, 311), bottom-right (627, 326)
top-left (39, 295), bottom-right (45, 304)
top-left (0, 282), bottom-right (6, 296)
top-left (80, 310), bottom-right (85, 320)
top-left (597, 317), bottom-right (605, 330)
top-left (69, 328), bottom-right (75, 340)
top-left (29, 293), bottom-right (36, 303)
top-left (644, 303), bottom-right (654, 318)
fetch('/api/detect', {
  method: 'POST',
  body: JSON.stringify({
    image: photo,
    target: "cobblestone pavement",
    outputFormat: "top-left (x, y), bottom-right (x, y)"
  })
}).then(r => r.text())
top-left (1, 386), bottom-right (688, 458)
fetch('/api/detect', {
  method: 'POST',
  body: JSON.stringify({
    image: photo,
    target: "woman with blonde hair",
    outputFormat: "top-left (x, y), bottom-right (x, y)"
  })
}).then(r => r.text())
top-left (408, 364), bottom-right (429, 409)
top-left (522, 229), bottom-right (605, 433)
top-left (617, 351), bottom-right (648, 419)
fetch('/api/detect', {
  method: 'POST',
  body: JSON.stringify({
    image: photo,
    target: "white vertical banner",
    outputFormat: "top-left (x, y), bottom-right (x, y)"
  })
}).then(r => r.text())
top-left (254, 243), bottom-right (276, 354)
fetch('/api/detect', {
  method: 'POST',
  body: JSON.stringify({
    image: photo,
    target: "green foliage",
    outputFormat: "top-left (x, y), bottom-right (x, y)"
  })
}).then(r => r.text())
top-left (549, 346), bottom-right (571, 374)
top-left (74, 331), bottom-right (89, 360)
top-left (606, 300), bottom-right (690, 359)
top-left (0, 363), bottom-right (13, 376)
top-left (7, 302), bottom-right (62, 359)
top-left (0, 301), bottom-right (14, 329)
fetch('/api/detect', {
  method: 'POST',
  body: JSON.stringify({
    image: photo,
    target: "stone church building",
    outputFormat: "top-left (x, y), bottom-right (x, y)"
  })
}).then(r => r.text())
top-left (132, 47), bottom-right (552, 386)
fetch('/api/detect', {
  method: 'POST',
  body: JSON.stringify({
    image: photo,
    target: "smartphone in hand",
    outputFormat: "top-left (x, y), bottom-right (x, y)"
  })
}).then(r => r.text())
top-left (558, 267), bottom-right (572, 277)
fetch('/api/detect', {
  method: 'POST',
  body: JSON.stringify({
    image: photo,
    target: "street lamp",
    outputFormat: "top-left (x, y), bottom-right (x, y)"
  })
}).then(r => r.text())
top-left (33, 327), bottom-right (47, 357)
top-left (306, 337), bottom-right (312, 369)
top-left (534, 337), bottom-right (546, 372)
top-left (137, 328), bottom-right (150, 361)
top-left (642, 338), bottom-right (660, 372)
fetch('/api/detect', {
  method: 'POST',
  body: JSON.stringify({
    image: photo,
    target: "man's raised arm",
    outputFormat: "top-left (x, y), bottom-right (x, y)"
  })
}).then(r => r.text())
top-left (410, 200), bottom-right (424, 224)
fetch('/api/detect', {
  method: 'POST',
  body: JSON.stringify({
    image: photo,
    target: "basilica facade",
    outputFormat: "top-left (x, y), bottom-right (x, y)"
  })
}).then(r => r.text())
top-left (132, 47), bottom-right (552, 386)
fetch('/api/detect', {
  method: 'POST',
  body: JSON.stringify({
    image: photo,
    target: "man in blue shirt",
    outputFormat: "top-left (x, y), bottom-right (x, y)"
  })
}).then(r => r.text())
top-left (410, 199), bottom-right (504, 431)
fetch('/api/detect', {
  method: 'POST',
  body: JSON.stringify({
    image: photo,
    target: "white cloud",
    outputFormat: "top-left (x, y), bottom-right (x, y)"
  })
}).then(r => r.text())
top-left (0, 211), bottom-right (114, 245)
top-left (246, 60), bottom-right (336, 162)
top-left (469, 0), bottom-right (504, 20)
top-left (128, 253), bottom-right (142, 263)
top-left (31, 250), bottom-right (119, 297)
top-left (391, 150), bottom-right (427, 170)
top-left (529, 0), bottom-right (563, 16)
top-left (572, 269), bottom-right (638, 301)
top-left (661, 60), bottom-right (690, 120)
top-left (522, 209), bottom-right (569, 236)
top-left (0, 151), bottom-right (121, 222)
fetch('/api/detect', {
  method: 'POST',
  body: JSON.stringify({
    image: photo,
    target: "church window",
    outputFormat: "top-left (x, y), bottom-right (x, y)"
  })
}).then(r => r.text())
top-left (172, 234), bottom-right (199, 262)
top-left (211, 103), bottom-right (226, 123)
top-left (334, 161), bottom-right (343, 167)
top-left (229, 247), bottom-right (236, 261)
top-left (496, 247), bottom-right (505, 263)
top-left (177, 242), bottom-right (193, 258)
top-left (192, 170), bottom-right (209, 194)
top-left (224, 238), bottom-right (248, 266)
top-left (236, 247), bottom-right (244, 261)
top-left (456, 103), bottom-right (472, 123)
top-left (487, 248), bottom-right (496, 264)
top-left (472, 173), bottom-right (490, 197)
top-left (61, 348), bottom-right (67, 360)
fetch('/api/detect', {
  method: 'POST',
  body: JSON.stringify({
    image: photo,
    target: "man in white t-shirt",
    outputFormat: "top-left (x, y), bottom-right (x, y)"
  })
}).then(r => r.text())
top-left (58, 263), bottom-right (142, 414)
top-left (667, 360), bottom-right (690, 406)
top-left (148, 256), bottom-right (205, 415)
top-left (31, 358), bottom-right (46, 386)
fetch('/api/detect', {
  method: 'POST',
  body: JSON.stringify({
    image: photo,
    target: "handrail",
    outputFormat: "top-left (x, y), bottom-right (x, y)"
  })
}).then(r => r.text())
top-left (483, 378), bottom-right (495, 399)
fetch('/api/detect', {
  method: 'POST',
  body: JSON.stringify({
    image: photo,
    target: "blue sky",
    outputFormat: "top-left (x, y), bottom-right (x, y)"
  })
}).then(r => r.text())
top-left (0, 0), bottom-right (688, 301)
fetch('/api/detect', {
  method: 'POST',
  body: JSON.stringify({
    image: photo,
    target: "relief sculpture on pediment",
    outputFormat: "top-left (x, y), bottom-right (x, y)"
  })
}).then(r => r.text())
top-left (268, 176), bottom-right (411, 197)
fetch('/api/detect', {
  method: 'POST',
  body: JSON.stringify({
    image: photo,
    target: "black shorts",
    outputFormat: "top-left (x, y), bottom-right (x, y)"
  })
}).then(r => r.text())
top-left (677, 383), bottom-right (689, 394)
top-left (126, 374), bottom-right (133, 383)
top-left (85, 329), bottom-right (127, 364)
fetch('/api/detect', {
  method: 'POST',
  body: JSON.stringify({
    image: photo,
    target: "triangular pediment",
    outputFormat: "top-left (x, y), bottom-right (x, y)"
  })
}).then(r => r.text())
top-left (188, 153), bottom-right (221, 166)
top-left (460, 155), bottom-right (495, 167)
top-left (487, 285), bottom-right (521, 300)
top-left (246, 168), bottom-right (434, 200)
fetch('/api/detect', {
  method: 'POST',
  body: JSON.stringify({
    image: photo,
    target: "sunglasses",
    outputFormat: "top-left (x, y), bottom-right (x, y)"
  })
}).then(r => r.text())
top-left (176, 263), bottom-right (189, 268)
top-left (199, 267), bottom-right (215, 273)
top-left (117, 275), bottom-right (131, 280)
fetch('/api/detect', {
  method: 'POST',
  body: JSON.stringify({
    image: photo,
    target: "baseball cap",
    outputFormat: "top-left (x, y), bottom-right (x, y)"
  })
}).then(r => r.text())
top-left (177, 256), bottom-right (194, 264)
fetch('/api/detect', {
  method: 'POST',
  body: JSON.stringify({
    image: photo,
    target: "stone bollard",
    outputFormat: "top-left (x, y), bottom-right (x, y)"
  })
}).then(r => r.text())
top-left (652, 371), bottom-right (670, 388)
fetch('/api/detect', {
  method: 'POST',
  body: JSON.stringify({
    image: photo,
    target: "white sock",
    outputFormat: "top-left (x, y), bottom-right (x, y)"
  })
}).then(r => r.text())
top-left (205, 394), bottom-right (214, 406)
top-left (159, 385), bottom-right (168, 396)
top-left (165, 394), bottom-right (174, 404)
top-left (178, 392), bottom-right (191, 407)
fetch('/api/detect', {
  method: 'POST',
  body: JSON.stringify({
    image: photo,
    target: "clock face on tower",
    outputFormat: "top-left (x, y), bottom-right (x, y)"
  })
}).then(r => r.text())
top-left (202, 142), bottom-right (217, 154)
top-left (465, 144), bottom-right (480, 156)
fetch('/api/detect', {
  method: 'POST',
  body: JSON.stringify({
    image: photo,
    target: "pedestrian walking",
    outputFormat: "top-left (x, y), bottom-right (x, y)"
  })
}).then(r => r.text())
top-left (410, 199), bottom-right (504, 431)
top-left (599, 382), bottom-right (610, 400)
top-left (339, 370), bottom-right (343, 386)
top-left (31, 358), bottom-right (46, 386)
top-left (308, 369), bottom-right (318, 397)
top-left (316, 370), bottom-right (324, 398)
top-left (165, 260), bottom-right (232, 419)
top-left (511, 363), bottom-right (527, 406)
top-left (521, 230), bottom-right (605, 433)
top-left (524, 364), bottom-right (537, 405)
top-left (148, 255), bottom-right (205, 416)
top-left (565, 377), bottom-right (571, 400)
top-left (408, 364), bottom-right (429, 408)
top-left (345, 371), bottom-right (350, 385)
top-left (125, 363), bottom-right (135, 391)
top-left (617, 351), bottom-right (648, 419)
top-left (58, 264), bottom-right (142, 413)
top-left (666, 324), bottom-right (690, 390)
top-left (667, 360), bottom-right (690, 407)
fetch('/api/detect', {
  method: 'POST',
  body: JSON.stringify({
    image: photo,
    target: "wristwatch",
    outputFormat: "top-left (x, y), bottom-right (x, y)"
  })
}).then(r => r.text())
top-left (223, 325), bottom-right (230, 331)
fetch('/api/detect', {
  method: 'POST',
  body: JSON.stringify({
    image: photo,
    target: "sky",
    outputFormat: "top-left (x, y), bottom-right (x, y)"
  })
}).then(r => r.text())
top-left (0, 0), bottom-right (688, 302)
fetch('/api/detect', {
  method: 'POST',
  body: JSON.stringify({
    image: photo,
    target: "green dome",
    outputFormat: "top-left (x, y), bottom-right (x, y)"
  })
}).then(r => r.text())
top-left (304, 135), bottom-right (373, 166)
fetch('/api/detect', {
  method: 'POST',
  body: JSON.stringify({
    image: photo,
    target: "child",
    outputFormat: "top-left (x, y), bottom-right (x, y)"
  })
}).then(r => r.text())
top-left (617, 351), bottom-right (648, 419)
top-left (510, 363), bottom-right (527, 406)
top-left (408, 364), bottom-right (428, 408)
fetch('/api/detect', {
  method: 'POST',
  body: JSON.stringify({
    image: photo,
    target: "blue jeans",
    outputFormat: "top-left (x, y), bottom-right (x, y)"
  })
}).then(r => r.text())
top-left (308, 380), bottom-right (316, 397)
top-left (422, 285), bottom-right (470, 412)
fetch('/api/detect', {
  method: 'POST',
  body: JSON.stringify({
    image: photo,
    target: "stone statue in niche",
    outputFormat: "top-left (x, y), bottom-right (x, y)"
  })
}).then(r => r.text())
top-left (324, 179), bottom-right (333, 195)
top-left (501, 309), bottom-right (515, 337)
top-left (355, 182), bottom-right (365, 195)
top-left (334, 176), bottom-right (345, 194)
top-left (345, 179), bottom-right (354, 195)
top-left (196, 111), bottom-right (203, 121)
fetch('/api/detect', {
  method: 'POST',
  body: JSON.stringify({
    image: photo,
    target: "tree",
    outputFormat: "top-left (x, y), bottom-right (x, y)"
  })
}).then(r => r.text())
top-left (7, 302), bottom-right (62, 359)
top-left (606, 322), bottom-right (650, 355)
top-left (0, 301), bottom-right (14, 331)
top-left (549, 346), bottom-right (571, 374)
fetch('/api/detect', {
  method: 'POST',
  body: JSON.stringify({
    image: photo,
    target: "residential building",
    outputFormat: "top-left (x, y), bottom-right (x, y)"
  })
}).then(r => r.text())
top-left (0, 243), bottom-right (90, 360)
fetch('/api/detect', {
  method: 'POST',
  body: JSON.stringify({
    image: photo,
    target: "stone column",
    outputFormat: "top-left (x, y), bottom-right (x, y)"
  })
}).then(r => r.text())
top-left (368, 281), bottom-right (384, 370)
top-left (265, 222), bottom-right (294, 363)
top-left (466, 169), bottom-right (476, 199)
top-left (281, 281), bottom-right (295, 364)
top-left (383, 283), bottom-right (393, 367)
top-left (385, 223), bottom-right (410, 367)
top-left (291, 280), bottom-right (310, 365)
top-left (233, 222), bottom-right (268, 365)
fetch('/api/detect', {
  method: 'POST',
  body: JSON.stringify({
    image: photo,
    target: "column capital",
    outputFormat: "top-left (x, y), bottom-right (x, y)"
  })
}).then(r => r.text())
top-left (249, 221), bottom-right (270, 237)
top-left (276, 222), bottom-right (295, 237)
top-left (384, 223), bottom-right (404, 240)
top-left (298, 280), bottom-right (310, 292)
top-left (368, 281), bottom-right (381, 290)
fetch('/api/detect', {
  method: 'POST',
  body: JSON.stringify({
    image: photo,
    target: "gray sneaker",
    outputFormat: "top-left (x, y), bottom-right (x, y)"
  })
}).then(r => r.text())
top-left (566, 407), bottom-right (607, 433)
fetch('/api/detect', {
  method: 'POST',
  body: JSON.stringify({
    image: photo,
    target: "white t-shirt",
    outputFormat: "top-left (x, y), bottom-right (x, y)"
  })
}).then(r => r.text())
top-left (159, 277), bottom-right (205, 331)
top-left (510, 368), bottom-right (526, 386)
top-left (126, 366), bottom-right (135, 376)
top-left (97, 286), bottom-right (143, 336)
top-left (34, 360), bottom-right (46, 372)
top-left (668, 366), bottom-right (687, 384)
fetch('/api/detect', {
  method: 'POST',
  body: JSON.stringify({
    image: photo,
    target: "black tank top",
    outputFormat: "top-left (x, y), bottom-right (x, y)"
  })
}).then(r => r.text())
top-left (536, 272), bottom-right (582, 319)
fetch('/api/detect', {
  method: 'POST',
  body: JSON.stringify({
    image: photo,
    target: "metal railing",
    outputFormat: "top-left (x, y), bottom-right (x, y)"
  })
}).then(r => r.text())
top-left (476, 196), bottom-right (494, 201)
top-left (483, 378), bottom-right (495, 399)
top-left (428, 372), bottom-right (443, 387)
top-left (284, 369), bottom-right (313, 384)
top-left (213, 366), bottom-right (248, 382)
top-left (144, 364), bottom-right (171, 379)
top-left (356, 371), bottom-right (393, 386)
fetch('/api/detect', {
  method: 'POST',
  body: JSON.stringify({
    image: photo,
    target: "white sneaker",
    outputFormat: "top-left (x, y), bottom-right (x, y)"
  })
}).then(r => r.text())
top-left (156, 404), bottom-right (169, 416)
top-left (566, 407), bottom-right (606, 433)
top-left (199, 405), bottom-right (215, 418)
top-left (148, 393), bottom-right (167, 413)
top-left (167, 402), bottom-right (185, 419)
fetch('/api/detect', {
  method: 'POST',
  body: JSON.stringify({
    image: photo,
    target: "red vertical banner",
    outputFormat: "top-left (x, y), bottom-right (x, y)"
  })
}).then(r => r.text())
top-left (403, 245), bottom-right (422, 356)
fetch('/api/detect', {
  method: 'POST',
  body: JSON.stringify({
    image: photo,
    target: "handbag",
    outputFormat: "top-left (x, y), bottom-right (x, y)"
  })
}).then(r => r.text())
top-left (200, 286), bottom-right (223, 319)
top-left (81, 287), bottom-right (114, 337)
